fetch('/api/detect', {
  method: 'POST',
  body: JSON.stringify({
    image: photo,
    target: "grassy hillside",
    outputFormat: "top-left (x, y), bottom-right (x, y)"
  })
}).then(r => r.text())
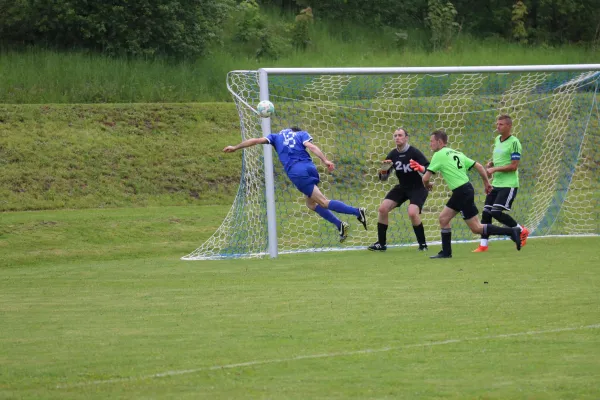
top-left (1, 37), bottom-right (598, 104)
top-left (0, 103), bottom-right (244, 211)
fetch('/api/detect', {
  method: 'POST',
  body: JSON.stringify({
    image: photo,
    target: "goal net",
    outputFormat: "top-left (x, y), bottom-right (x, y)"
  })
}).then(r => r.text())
top-left (184, 65), bottom-right (600, 260)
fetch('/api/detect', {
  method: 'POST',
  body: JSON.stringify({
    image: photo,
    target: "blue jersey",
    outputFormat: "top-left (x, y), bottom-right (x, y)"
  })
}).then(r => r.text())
top-left (266, 129), bottom-right (314, 173)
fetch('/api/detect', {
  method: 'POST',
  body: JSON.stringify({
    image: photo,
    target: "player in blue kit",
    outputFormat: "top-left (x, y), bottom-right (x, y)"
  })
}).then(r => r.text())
top-left (223, 127), bottom-right (367, 242)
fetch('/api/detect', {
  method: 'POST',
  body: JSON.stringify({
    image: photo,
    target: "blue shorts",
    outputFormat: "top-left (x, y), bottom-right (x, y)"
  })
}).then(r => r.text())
top-left (287, 162), bottom-right (320, 197)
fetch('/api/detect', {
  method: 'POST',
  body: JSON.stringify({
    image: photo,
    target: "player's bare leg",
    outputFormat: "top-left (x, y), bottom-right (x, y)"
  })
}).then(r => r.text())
top-left (308, 186), bottom-right (329, 209)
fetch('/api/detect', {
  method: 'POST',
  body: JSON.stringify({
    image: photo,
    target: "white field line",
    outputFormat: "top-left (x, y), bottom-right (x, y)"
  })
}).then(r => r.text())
top-left (186, 234), bottom-right (599, 260)
top-left (56, 323), bottom-right (600, 389)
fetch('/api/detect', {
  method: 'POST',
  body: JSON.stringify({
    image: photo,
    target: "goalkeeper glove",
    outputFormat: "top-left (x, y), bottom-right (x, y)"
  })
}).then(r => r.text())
top-left (409, 159), bottom-right (425, 173)
top-left (378, 170), bottom-right (390, 181)
top-left (378, 161), bottom-right (393, 181)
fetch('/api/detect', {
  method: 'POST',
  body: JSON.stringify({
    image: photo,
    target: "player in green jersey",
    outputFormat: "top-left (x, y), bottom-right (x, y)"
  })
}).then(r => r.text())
top-left (473, 115), bottom-right (530, 252)
top-left (409, 130), bottom-right (522, 259)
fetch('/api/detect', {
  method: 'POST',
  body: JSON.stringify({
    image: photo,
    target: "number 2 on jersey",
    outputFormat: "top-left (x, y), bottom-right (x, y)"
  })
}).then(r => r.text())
top-left (453, 155), bottom-right (463, 169)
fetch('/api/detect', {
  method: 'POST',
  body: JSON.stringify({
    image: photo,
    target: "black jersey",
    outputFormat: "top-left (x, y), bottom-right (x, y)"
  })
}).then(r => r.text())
top-left (386, 145), bottom-right (430, 189)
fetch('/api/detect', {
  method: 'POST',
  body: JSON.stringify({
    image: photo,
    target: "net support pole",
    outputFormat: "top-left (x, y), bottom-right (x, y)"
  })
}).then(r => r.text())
top-left (259, 68), bottom-right (278, 258)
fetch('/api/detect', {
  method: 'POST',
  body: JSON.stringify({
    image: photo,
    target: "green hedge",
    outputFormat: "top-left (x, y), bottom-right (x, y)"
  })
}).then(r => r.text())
top-left (0, 0), bottom-right (233, 58)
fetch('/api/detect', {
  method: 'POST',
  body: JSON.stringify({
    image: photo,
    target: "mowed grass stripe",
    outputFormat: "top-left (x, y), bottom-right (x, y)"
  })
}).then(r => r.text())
top-left (0, 206), bottom-right (598, 399)
top-left (55, 323), bottom-right (600, 389)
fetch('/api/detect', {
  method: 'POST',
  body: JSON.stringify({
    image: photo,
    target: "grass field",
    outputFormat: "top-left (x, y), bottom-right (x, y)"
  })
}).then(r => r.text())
top-left (1, 206), bottom-right (599, 399)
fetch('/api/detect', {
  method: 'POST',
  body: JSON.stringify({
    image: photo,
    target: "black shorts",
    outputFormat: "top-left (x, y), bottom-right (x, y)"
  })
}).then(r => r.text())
top-left (384, 185), bottom-right (428, 213)
top-left (483, 187), bottom-right (518, 211)
top-left (446, 182), bottom-right (479, 220)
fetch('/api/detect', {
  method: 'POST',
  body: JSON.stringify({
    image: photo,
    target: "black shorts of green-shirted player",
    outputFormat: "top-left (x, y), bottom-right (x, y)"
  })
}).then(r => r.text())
top-left (474, 115), bottom-right (530, 252)
top-left (368, 128), bottom-right (430, 252)
top-left (409, 130), bottom-right (522, 259)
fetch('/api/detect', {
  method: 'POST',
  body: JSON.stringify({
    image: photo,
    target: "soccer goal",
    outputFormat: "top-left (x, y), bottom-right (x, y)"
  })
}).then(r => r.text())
top-left (184, 64), bottom-right (600, 260)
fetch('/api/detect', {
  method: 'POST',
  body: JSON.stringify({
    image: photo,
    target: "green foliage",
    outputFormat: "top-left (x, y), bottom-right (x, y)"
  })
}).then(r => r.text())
top-left (393, 30), bottom-right (410, 50)
top-left (2, 0), bottom-right (600, 57)
top-left (298, 0), bottom-right (426, 29)
top-left (291, 7), bottom-right (313, 50)
top-left (255, 29), bottom-right (292, 59)
top-left (233, 0), bottom-right (267, 43)
top-left (450, 0), bottom-right (513, 38)
top-left (0, 0), bottom-right (233, 58)
top-left (530, 0), bottom-right (600, 44)
top-left (511, 1), bottom-right (528, 44)
top-left (230, 0), bottom-right (291, 59)
top-left (0, 0), bottom-right (32, 42)
top-left (425, 0), bottom-right (460, 51)
top-left (433, 0), bottom-right (600, 44)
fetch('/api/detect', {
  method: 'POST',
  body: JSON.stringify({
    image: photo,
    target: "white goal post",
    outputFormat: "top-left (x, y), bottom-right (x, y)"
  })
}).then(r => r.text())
top-left (184, 64), bottom-right (600, 260)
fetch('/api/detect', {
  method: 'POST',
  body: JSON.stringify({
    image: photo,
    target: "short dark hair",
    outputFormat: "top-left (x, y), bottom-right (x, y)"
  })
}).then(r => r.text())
top-left (395, 127), bottom-right (409, 136)
top-left (431, 129), bottom-right (448, 144)
top-left (290, 126), bottom-right (302, 132)
top-left (497, 114), bottom-right (512, 125)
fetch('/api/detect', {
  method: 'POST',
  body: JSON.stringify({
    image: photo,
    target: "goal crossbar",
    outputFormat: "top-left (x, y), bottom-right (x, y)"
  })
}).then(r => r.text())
top-left (259, 64), bottom-right (600, 75)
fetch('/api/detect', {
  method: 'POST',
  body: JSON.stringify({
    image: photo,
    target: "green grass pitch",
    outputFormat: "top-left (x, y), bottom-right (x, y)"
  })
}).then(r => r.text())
top-left (1, 206), bottom-right (599, 399)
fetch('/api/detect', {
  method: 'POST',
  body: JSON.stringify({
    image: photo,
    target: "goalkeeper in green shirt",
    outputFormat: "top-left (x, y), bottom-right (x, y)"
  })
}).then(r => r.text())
top-left (409, 130), bottom-right (522, 259)
top-left (473, 115), bottom-right (530, 252)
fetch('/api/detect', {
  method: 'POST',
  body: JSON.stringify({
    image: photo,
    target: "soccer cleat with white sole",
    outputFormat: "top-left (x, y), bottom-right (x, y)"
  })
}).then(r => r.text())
top-left (339, 222), bottom-right (350, 243)
top-left (357, 207), bottom-right (367, 230)
top-left (368, 242), bottom-right (387, 252)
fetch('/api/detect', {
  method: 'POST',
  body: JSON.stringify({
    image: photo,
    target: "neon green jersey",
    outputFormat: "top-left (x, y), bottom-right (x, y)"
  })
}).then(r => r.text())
top-left (492, 135), bottom-right (521, 188)
top-left (427, 147), bottom-right (476, 190)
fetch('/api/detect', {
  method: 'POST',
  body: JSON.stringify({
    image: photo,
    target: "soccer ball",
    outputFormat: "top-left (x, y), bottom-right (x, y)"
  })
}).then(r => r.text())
top-left (256, 100), bottom-right (275, 118)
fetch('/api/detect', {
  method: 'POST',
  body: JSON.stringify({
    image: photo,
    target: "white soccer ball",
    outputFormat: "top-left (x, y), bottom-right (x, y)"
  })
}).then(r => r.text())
top-left (256, 100), bottom-right (275, 118)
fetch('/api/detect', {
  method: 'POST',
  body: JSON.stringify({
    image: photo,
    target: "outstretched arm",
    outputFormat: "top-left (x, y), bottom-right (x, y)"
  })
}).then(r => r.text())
top-left (223, 137), bottom-right (269, 153)
top-left (304, 141), bottom-right (335, 171)
top-left (474, 162), bottom-right (493, 194)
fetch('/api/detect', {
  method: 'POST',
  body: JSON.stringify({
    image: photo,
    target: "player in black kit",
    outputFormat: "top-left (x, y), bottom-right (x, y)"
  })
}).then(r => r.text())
top-left (368, 128), bottom-right (430, 252)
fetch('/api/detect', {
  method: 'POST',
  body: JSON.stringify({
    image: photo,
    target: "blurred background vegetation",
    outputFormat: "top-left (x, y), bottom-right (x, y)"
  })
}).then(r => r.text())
top-left (0, 0), bottom-right (599, 103)
top-left (0, 0), bottom-right (598, 212)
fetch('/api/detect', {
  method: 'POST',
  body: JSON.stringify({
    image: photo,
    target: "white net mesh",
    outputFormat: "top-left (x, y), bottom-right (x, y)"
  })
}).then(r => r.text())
top-left (184, 68), bottom-right (600, 260)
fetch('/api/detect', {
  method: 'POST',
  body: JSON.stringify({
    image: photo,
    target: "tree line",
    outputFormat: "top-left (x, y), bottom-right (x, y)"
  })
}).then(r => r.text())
top-left (0, 0), bottom-right (598, 59)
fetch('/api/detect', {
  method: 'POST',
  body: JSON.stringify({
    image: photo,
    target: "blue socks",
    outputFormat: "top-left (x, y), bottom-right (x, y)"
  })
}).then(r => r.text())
top-left (314, 205), bottom-right (342, 229)
top-left (328, 200), bottom-right (359, 216)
